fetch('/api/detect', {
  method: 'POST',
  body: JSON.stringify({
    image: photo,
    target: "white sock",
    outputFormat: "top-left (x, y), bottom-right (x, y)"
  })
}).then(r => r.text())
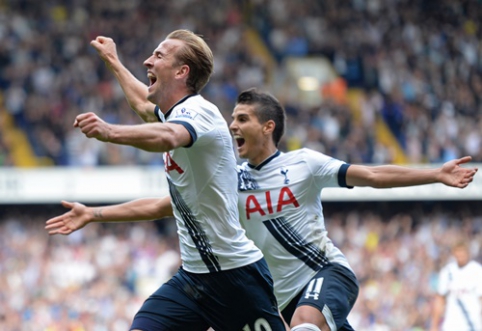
top-left (291, 323), bottom-right (321, 331)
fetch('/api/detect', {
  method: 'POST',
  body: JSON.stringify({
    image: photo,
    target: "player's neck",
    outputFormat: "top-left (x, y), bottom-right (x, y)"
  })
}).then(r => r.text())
top-left (457, 260), bottom-right (469, 268)
top-left (159, 88), bottom-right (193, 114)
top-left (249, 146), bottom-right (278, 167)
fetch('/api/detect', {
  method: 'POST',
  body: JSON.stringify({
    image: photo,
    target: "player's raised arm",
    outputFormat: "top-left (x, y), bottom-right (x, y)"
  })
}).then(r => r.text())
top-left (45, 196), bottom-right (173, 235)
top-left (90, 36), bottom-right (158, 123)
top-left (346, 156), bottom-right (478, 188)
top-left (73, 112), bottom-right (192, 152)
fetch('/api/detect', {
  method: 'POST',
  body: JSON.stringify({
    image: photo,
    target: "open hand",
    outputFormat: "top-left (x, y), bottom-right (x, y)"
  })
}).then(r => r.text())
top-left (45, 201), bottom-right (92, 235)
top-left (440, 156), bottom-right (478, 188)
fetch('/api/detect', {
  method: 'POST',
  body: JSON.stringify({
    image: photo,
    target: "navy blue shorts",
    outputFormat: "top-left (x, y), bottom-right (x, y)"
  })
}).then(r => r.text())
top-left (281, 263), bottom-right (359, 331)
top-left (131, 258), bottom-right (285, 331)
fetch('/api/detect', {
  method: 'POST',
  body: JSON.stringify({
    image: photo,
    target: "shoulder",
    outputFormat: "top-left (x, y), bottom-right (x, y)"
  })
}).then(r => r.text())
top-left (292, 148), bottom-right (346, 171)
top-left (181, 95), bottom-right (219, 114)
top-left (169, 95), bottom-right (223, 133)
top-left (468, 260), bottom-right (482, 272)
top-left (440, 261), bottom-right (455, 274)
top-left (298, 148), bottom-right (334, 161)
top-left (281, 148), bottom-right (328, 161)
top-left (171, 96), bottom-right (204, 118)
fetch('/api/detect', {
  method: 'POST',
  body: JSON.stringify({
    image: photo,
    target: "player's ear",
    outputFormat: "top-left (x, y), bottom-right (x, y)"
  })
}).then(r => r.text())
top-left (177, 64), bottom-right (190, 78)
top-left (263, 120), bottom-right (275, 136)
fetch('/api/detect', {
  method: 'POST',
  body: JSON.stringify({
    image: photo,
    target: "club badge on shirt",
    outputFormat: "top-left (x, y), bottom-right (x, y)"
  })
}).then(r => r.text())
top-left (280, 167), bottom-right (290, 184)
top-left (174, 108), bottom-right (199, 120)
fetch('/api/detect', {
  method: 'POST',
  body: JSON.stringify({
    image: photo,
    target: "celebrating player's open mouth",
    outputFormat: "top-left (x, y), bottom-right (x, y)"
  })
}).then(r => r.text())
top-left (230, 103), bottom-right (270, 163)
top-left (233, 135), bottom-right (246, 153)
top-left (147, 72), bottom-right (157, 91)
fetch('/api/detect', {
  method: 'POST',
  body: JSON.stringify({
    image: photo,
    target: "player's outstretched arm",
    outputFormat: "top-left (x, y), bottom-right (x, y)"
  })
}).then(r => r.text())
top-left (91, 36), bottom-right (158, 123)
top-left (346, 156), bottom-right (478, 188)
top-left (429, 294), bottom-right (445, 331)
top-left (73, 112), bottom-right (192, 152)
top-left (45, 196), bottom-right (173, 235)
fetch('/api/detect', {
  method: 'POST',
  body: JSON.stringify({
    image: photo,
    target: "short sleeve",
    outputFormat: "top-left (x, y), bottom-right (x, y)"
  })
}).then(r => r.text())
top-left (167, 105), bottom-right (214, 147)
top-left (302, 148), bottom-right (352, 189)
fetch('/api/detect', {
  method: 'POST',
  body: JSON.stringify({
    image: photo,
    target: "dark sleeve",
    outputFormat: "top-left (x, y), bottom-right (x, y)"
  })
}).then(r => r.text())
top-left (337, 164), bottom-right (354, 189)
top-left (169, 120), bottom-right (197, 148)
top-left (154, 106), bottom-right (163, 122)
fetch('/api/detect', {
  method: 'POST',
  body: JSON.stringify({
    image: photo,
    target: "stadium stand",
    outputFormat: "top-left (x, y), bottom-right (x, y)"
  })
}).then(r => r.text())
top-left (4, 1), bottom-right (481, 166)
top-left (1, 0), bottom-right (481, 330)
top-left (0, 202), bottom-right (481, 330)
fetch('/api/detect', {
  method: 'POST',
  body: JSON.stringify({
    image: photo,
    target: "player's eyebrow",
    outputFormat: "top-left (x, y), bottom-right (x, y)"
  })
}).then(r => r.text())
top-left (153, 50), bottom-right (164, 57)
top-left (156, 42), bottom-right (179, 58)
top-left (232, 111), bottom-right (250, 118)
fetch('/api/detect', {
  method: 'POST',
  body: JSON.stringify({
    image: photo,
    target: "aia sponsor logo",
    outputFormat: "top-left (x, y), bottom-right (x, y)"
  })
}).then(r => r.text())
top-left (164, 153), bottom-right (184, 174)
top-left (245, 187), bottom-right (299, 220)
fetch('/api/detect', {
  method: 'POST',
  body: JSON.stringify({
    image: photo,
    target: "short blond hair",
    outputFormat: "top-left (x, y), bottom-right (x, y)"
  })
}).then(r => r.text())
top-left (167, 29), bottom-right (214, 93)
top-left (452, 240), bottom-right (469, 251)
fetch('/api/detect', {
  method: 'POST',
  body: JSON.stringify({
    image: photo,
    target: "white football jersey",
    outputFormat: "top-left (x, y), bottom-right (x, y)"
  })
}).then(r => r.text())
top-left (155, 95), bottom-right (262, 274)
top-left (237, 148), bottom-right (354, 309)
top-left (437, 260), bottom-right (482, 331)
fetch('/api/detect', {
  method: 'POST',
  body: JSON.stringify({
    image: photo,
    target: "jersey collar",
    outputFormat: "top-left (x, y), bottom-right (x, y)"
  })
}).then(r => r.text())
top-left (248, 150), bottom-right (281, 170)
top-left (163, 94), bottom-right (198, 120)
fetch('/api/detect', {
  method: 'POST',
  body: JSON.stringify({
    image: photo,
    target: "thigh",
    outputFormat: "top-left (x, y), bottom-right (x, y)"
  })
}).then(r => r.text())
top-left (192, 258), bottom-right (286, 331)
top-left (284, 263), bottom-right (359, 330)
top-left (131, 271), bottom-right (210, 331)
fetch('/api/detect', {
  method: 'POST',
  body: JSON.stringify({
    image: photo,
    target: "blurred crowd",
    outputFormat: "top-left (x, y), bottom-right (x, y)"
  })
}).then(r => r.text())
top-left (330, 201), bottom-right (482, 330)
top-left (1, 0), bottom-right (251, 166)
top-left (0, 201), bottom-right (480, 331)
top-left (251, 0), bottom-right (482, 163)
top-left (0, 206), bottom-right (181, 331)
top-left (1, 0), bottom-right (482, 167)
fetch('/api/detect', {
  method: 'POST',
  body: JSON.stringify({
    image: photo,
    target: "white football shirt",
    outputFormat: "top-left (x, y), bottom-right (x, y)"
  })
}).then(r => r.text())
top-left (155, 95), bottom-right (262, 273)
top-left (237, 148), bottom-right (354, 309)
top-left (437, 260), bottom-right (482, 331)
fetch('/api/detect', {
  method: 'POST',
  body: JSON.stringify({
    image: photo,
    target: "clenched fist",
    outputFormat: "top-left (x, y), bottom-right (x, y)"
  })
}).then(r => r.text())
top-left (74, 112), bottom-right (111, 142)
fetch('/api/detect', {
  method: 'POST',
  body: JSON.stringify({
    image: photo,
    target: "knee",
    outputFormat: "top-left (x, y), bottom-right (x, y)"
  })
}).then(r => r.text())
top-left (290, 306), bottom-right (331, 331)
top-left (291, 323), bottom-right (322, 331)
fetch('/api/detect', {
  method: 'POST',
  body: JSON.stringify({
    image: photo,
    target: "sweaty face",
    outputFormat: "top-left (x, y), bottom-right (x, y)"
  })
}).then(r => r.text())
top-left (143, 39), bottom-right (184, 104)
top-left (230, 104), bottom-right (269, 164)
